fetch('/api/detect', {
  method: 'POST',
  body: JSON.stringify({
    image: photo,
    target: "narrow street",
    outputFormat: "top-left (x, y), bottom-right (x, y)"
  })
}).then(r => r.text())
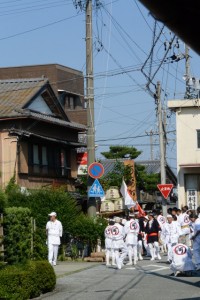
top-left (39, 256), bottom-right (200, 300)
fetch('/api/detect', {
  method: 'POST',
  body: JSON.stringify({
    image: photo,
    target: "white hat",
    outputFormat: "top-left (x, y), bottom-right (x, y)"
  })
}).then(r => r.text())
top-left (129, 213), bottom-right (135, 218)
top-left (144, 216), bottom-right (149, 220)
top-left (167, 214), bottom-right (173, 218)
top-left (121, 219), bottom-right (127, 225)
top-left (48, 212), bottom-right (57, 217)
top-left (114, 217), bottom-right (121, 223)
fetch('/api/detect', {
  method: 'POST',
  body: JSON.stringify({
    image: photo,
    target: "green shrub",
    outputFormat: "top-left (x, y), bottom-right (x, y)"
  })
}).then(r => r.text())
top-left (3, 207), bottom-right (32, 264)
top-left (0, 267), bottom-right (33, 300)
top-left (0, 189), bottom-right (7, 213)
top-left (71, 215), bottom-right (107, 251)
top-left (0, 261), bottom-right (56, 300)
top-left (7, 188), bottom-right (82, 232)
top-left (28, 260), bottom-right (56, 294)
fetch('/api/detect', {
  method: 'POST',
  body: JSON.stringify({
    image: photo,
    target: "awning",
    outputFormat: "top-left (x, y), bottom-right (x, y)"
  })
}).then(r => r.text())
top-left (9, 128), bottom-right (86, 148)
top-left (179, 164), bottom-right (200, 168)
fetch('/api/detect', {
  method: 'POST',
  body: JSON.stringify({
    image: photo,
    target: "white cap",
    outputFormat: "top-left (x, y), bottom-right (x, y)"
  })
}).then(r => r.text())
top-left (121, 219), bottom-right (127, 225)
top-left (114, 217), bottom-right (121, 223)
top-left (144, 216), bottom-right (149, 220)
top-left (48, 212), bottom-right (57, 217)
top-left (167, 214), bottom-right (173, 218)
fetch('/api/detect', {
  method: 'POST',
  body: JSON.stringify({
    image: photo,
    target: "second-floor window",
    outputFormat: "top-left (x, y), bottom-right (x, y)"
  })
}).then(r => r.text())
top-left (29, 144), bottom-right (71, 177)
top-left (197, 130), bottom-right (200, 148)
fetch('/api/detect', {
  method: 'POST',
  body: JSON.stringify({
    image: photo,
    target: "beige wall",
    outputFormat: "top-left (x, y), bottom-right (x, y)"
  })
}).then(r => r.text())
top-left (0, 132), bottom-right (18, 188)
top-left (168, 100), bottom-right (200, 207)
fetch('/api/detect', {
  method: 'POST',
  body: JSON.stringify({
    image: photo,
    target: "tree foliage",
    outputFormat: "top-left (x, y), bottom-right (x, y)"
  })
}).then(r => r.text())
top-left (101, 145), bottom-right (142, 160)
top-left (100, 161), bottom-right (132, 191)
top-left (135, 164), bottom-right (160, 192)
top-left (101, 146), bottom-right (159, 193)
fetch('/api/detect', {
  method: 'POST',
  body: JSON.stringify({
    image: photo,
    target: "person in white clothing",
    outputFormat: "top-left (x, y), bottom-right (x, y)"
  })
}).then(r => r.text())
top-left (111, 217), bottom-right (127, 269)
top-left (124, 213), bottom-right (139, 265)
top-left (190, 210), bottom-right (200, 270)
top-left (104, 220), bottom-right (115, 266)
top-left (170, 243), bottom-right (195, 276)
top-left (157, 212), bottom-right (167, 253)
top-left (46, 212), bottom-right (63, 266)
top-left (162, 214), bottom-right (182, 262)
top-left (178, 206), bottom-right (191, 246)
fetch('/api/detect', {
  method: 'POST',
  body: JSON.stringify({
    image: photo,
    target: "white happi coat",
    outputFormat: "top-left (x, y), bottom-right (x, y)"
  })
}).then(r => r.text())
top-left (170, 243), bottom-right (195, 272)
top-left (111, 223), bottom-right (125, 249)
top-left (178, 213), bottom-right (190, 235)
top-left (46, 220), bottom-right (63, 245)
top-left (157, 215), bottom-right (166, 229)
top-left (162, 221), bottom-right (181, 244)
top-left (104, 225), bottom-right (113, 249)
top-left (124, 219), bottom-right (139, 245)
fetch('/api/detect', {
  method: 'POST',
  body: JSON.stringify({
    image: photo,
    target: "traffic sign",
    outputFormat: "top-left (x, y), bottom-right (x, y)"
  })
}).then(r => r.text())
top-left (88, 162), bottom-right (104, 179)
top-left (157, 184), bottom-right (173, 199)
top-left (88, 179), bottom-right (105, 197)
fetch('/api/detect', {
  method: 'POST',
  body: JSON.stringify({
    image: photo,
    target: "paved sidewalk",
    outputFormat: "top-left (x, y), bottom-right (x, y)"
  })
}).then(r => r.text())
top-left (53, 261), bottom-right (100, 278)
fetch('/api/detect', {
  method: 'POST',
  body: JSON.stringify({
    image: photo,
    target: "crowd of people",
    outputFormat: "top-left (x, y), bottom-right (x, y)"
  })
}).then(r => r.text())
top-left (104, 206), bottom-right (200, 276)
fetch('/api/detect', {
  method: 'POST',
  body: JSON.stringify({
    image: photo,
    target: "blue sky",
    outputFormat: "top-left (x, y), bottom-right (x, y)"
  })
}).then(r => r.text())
top-left (0, 0), bottom-right (200, 174)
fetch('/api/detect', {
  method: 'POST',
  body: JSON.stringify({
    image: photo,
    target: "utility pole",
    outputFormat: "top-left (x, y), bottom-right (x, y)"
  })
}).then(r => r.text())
top-left (146, 130), bottom-right (154, 160)
top-left (185, 44), bottom-right (190, 99)
top-left (156, 81), bottom-right (167, 216)
top-left (86, 0), bottom-right (96, 217)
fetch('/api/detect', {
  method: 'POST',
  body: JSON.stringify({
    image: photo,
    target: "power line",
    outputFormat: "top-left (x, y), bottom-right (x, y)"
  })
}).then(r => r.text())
top-left (96, 130), bottom-right (175, 142)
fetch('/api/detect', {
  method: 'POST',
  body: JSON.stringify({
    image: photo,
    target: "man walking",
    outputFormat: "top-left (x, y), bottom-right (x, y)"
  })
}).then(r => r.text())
top-left (46, 212), bottom-right (63, 266)
top-left (124, 213), bottom-right (139, 265)
top-left (145, 212), bottom-right (161, 260)
top-left (104, 220), bottom-right (115, 266)
top-left (162, 214), bottom-right (182, 263)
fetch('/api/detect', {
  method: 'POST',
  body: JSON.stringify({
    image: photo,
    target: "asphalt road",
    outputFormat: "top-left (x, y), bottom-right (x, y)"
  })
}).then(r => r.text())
top-left (40, 256), bottom-right (200, 300)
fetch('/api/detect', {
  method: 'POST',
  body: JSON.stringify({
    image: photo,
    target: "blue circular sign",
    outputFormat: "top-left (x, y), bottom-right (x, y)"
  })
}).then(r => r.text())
top-left (88, 162), bottom-right (104, 179)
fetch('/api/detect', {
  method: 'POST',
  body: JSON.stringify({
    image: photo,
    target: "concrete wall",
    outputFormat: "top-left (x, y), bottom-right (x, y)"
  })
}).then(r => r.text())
top-left (0, 132), bottom-right (18, 188)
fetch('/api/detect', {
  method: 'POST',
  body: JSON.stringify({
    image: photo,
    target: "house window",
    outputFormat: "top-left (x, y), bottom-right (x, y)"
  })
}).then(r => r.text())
top-left (68, 96), bottom-right (75, 110)
top-left (197, 130), bottom-right (200, 148)
top-left (29, 144), bottom-right (71, 177)
top-left (60, 148), bottom-right (71, 176)
top-left (33, 145), bottom-right (40, 174)
top-left (31, 144), bottom-right (48, 175)
top-left (42, 146), bottom-right (48, 174)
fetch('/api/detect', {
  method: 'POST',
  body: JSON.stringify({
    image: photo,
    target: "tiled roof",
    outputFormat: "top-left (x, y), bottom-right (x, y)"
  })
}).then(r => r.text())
top-left (135, 160), bottom-right (161, 174)
top-left (100, 159), bottom-right (126, 176)
top-left (9, 128), bottom-right (86, 147)
top-left (0, 78), bottom-right (47, 117)
top-left (17, 109), bottom-right (86, 130)
top-left (0, 78), bottom-right (86, 131)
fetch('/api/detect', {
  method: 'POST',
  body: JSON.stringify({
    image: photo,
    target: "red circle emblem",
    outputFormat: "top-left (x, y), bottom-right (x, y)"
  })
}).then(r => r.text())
top-left (111, 226), bottom-right (119, 236)
top-left (174, 245), bottom-right (187, 255)
top-left (130, 221), bottom-right (138, 230)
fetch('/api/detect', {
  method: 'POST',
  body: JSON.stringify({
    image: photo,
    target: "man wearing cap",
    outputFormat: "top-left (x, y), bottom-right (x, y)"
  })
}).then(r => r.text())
top-left (46, 212), bottom-right (63, 266)
top-left (145, 212), bottom-right (161, 260)
top-left (162, 214), bottom-right (182, 263)
top-left (124, 213), bottom-right (140, 265)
